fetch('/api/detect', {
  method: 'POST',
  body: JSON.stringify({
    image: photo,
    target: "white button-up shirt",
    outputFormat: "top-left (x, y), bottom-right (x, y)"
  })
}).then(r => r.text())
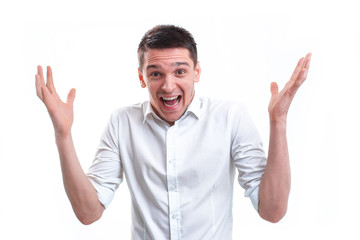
top-left (87, 96), bottom-right (266, 240)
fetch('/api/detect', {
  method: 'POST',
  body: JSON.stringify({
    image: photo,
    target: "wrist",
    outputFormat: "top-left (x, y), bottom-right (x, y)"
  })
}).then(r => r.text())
top-left (269, 118), bottom-right (287, 129)
top-left (55, 132), bottom-right (73, 145)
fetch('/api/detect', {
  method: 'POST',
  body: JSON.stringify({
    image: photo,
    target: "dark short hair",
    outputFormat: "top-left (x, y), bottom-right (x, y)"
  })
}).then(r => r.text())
top-left (138, 25), bottom-right (198, 71)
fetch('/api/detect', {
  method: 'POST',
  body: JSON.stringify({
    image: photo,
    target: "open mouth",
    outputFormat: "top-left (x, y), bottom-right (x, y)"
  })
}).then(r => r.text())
top-left (161, 96), bottom-right (181, 108)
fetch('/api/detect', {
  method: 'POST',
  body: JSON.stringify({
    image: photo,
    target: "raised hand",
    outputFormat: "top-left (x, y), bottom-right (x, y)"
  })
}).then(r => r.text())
top-left (268, 53), bottom-right (312, 123)
top-left (35, 66), bottom-right (76, 139)
top-left (35, 67), bottom-right (104, 223)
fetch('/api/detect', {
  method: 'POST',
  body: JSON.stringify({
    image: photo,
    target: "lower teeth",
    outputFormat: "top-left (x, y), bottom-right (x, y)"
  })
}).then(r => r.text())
top-left (163, 98), bottom-right (179, 107)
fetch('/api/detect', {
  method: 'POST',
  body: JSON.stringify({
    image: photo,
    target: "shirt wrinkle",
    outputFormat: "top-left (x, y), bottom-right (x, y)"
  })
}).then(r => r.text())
top-left (88, 96), bottom-right (266, 240)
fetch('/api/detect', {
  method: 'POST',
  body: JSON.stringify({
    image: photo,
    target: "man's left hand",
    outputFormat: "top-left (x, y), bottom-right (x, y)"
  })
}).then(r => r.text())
top-left (268, 53), bottom-right (312, 124)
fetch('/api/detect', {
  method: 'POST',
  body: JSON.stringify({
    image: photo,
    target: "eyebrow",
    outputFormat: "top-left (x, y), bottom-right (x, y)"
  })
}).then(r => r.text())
top-left (146, 62), bottom-right (191, 71)
top-left (146, 64), bottom-right (160, 70)
top-left (174, 62), bottom-right (190, 67)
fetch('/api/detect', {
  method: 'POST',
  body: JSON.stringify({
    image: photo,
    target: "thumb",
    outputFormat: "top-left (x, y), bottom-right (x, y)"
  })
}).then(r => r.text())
top-left (270, 82), bottom-right (278, 97)
top-left (67, 88), bottom-right (76, 105)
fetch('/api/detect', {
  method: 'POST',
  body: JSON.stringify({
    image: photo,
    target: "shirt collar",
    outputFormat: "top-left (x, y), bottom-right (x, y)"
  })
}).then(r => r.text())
top-left (185, 94), bottom-right (202, 120)
top-left (143, 101), bottom-right (154, 124)
top-left (142, 93), bottom-right (202, 124)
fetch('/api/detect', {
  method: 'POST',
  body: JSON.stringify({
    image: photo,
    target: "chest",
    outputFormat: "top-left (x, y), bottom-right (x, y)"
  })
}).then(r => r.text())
top-left (120, 118), bottom-right (234, 189)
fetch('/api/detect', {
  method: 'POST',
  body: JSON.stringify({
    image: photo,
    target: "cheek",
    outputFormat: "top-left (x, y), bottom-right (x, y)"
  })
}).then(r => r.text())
top-left (183, 83), bottom-right (195, 96)
top-left (146, 84), bottom-right (159, 99)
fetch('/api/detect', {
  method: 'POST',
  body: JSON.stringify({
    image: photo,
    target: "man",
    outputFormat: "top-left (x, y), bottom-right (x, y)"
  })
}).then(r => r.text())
top-left (35, 25), bottom-right (311, 239)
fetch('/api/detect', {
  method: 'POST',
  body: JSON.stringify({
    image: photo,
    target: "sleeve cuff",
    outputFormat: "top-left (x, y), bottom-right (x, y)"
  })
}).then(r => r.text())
top-left (247, 185), bottom-right (260, 212)
top-left (88, 177), bottom-right (116, 209)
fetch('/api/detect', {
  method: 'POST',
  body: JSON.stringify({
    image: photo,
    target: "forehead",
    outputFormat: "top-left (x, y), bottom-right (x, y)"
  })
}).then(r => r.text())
top-left (143, 48), bottom-right (194, 69)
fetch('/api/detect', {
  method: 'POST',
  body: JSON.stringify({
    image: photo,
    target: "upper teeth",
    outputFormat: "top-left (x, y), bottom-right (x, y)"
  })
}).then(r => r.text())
top-left (163, 96), bottom-right (178, 100)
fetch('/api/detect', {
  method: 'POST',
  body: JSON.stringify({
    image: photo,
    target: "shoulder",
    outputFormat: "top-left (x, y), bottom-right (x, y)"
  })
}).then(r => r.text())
top-left (199, 96), bottom-right (248, 117)
top-left (109, 101), bottom-right (148, 124)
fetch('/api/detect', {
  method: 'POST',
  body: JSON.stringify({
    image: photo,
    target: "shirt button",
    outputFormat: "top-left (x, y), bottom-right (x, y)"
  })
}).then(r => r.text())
top-left (168, 178), bottom-right (176, 191)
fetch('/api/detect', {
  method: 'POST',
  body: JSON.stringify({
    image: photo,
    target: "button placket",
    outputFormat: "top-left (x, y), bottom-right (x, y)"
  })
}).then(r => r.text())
top-left (166, 126), bottom-right (181, 239)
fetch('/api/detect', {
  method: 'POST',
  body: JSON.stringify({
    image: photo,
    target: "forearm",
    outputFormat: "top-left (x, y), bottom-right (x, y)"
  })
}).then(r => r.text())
top-left (56, 134), bottom-right (104, 225)
top-left (258, 53), bottom-right (310, 223)
top-left (35, 65), bottom-right (103, 224)
top-left (258, 120), bottom-right (291, 223)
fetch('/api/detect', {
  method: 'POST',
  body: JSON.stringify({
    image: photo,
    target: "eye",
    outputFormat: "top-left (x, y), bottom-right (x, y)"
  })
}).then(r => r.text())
top-left (150, 72), bottom-right (161, 78)
top-left (176, 69), bottom-right (186, 75)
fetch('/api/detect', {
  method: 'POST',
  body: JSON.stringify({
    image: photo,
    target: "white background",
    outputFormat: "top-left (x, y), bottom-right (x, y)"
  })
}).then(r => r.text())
top-left (0, 0), bottom-right (359, 239)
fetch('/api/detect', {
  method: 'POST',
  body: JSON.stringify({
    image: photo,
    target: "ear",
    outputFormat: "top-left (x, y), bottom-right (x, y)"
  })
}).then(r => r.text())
top-left (138, 68), bottom-right (146, 88)
top-left (194, 61), bottom-right (201, 83)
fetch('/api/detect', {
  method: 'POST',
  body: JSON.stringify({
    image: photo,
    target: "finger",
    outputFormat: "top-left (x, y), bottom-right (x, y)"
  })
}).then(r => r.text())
top-left (297, 53), bottom-right (311, 82)
top-left (36, 66), bottom-right (52, 103)
top-left (67, 88), bottom-right (76, 105)
top-left (37, 65), bottom-right (48, 96)
top-left (289, 57), bottom-right (305, 83)
top-left (40, 84), bottom-right (52, 105)
top-left (37, 65), bottom-right (45, 83)
top-left (46, 66), bottom-right (56, 94)
top-left (35, 74), bottom-right (44, 100)
top-left (304, 52), bottom-right (312, 70)
top-left (270, 82), bottom-right (278, 97)
top-left (294, 53), bottom-right (312, 86)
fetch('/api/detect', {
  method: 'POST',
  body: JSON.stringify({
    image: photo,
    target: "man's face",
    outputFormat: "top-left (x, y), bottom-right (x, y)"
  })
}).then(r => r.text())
top-left (138, 48), bottom-right (201, 126)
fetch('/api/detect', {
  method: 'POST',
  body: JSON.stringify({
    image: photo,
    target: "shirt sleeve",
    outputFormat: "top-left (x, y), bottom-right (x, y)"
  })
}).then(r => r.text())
top-left (87, 112), bottom-right (123, 209)
top-left (230, 104), bottom-right (267, 212)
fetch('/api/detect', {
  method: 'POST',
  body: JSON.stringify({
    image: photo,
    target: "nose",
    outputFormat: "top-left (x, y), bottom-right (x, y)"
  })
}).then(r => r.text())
top-left (161, 75), bottom-right (177, 93)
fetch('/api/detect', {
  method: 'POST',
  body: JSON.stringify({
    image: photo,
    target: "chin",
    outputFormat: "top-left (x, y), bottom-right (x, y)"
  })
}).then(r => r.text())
top-left (161, 111), bottom-right (183, 124)
top-left (162, 114), bottom-right (180, 123)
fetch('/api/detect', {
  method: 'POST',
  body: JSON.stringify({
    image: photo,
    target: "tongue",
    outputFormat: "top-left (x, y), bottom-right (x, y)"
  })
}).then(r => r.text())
top-left (164, 98), bottom-right (178, 106)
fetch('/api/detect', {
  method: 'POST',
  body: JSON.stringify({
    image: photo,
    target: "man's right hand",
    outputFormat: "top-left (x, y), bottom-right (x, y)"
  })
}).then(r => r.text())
top-left (35, 66), bottom-right (76, 139)
top-left (35, 65), bottom-right (104, 224)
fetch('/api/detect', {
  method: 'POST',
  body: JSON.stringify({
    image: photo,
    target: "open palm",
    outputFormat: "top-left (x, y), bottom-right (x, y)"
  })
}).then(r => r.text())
top-left (268, 53), bottom-right (312, 123)
top-left (35, 66), bottom-right (76, 138)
